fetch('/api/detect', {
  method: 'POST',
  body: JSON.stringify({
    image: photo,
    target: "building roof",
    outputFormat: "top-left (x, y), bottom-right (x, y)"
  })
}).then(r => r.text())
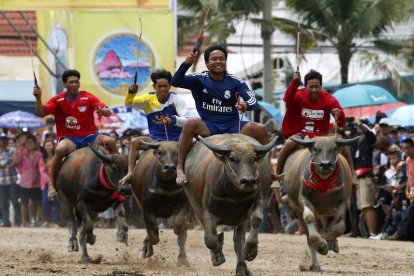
top-left (0, 11), bottom-right (37, 56)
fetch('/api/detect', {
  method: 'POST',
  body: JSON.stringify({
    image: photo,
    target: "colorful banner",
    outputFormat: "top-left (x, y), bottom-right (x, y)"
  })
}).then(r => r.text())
top-left (36, 7), bottom-right (175, 107)
top-left (0, 0), bottom-right (170, 10)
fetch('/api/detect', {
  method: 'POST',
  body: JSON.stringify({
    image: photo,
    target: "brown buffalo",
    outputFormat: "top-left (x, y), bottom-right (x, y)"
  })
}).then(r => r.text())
top-left (184, 134), bottom-right (276, 276)
top-left (56, 145), bottom-right (129, 263)
top-left (131, 140), bottom-right (191, 266)
top-left (283, 135), bottom-right (358, 271)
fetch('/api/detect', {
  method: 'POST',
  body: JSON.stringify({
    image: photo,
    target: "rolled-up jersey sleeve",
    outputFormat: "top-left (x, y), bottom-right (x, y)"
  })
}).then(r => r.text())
top-left (173, 95), bottom-right (190, 127)
top-left (328, 96), bottom-right (346, 128)
top-left (43, 97), bottom-right (58, 115)
top-left (125, 93), bottom-right (150, 110)
top-left (238, 80), bottom-right (258, 110)
top-left (89, 94), bottom-right (106, 109)
top-left (171, 62), bottom-right (200, 90)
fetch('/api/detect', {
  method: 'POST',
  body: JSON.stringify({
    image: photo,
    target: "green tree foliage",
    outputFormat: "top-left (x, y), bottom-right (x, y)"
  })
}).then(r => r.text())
top-left (285, 0), bottom-right (410, 84)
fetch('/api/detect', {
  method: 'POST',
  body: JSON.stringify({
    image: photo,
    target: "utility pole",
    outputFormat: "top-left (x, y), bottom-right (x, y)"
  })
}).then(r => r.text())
top-left (262, 0), bottom-right (274, 103)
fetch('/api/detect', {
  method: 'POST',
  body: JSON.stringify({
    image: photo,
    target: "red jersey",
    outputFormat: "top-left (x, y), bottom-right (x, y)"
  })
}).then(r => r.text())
top-left (43, 91), bottom-right (106, 139)
top-left (282, 79), bottom-right (345, 139)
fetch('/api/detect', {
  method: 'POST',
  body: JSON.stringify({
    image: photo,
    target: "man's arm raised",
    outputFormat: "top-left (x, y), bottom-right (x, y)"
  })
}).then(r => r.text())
top-left (33, 86), bottom-right (45, 117)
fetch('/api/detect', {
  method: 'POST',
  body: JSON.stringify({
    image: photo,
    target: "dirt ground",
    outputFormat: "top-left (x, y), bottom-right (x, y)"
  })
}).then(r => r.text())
top-left (0, 227), bottom-right (413, 276)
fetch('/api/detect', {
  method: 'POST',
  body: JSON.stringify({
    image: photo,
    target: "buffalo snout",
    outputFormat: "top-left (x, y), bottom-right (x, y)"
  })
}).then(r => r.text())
top-left (163, 163), bottom-right (177, 173)
top-left (239, 176), bottom-right (257, 191)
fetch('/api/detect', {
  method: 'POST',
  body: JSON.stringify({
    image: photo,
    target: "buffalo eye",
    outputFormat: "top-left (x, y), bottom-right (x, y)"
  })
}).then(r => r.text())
top-left (228, 155), bottom-right (236, 163)
top-left (110, 164), bottom-right (118, 171)
top-left (253, 154), bottom-right (258, 162)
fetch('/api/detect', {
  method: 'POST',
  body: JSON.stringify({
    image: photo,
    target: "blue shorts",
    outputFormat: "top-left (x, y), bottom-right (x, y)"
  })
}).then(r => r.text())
top-left (202, 119), bottom-right (247, 135)
top-left (60, 133), bottom-right (99, 150)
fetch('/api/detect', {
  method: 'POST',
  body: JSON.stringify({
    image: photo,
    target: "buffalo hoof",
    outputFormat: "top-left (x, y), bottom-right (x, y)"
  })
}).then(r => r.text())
top-left (68, 239), bottom-right (79, 252)
top-left (236, 262), bottom-right (253, 276)
top-left (299, 263), bottom-right (321, 272)
top-left (177, 255), bottom-right (190, 267)
top-left (86, 234), bottom-right (96, 245)
top-left (142, 242), bottom-right (154, 258)
top-left (243, 242), bottom-right (258, 262)
top-left (328, 239), bottom-right (339, 253)
top-left (309, 235), bottom-right (328, 255)
top-left (210, 250), bottom-right (225, 266)
top-left (79, 255), bottom-right (102, 264)
top-left (117, 229), bottom-right (128, 245)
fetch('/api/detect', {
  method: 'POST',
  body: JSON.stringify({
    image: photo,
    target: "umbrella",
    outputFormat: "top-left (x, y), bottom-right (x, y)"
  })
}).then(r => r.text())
top-left (108, 106), bottom-right (148, 132)
top-left (389, 105), bottom-right (414, 126)
top-left (0, 110), bottom-right (45, 129)
top-left (257, 101), bottom-right (284, 124)
top-left (343, 101), bottom-right (406, 123)
top-left (333, 84), bottom-right (398, 108)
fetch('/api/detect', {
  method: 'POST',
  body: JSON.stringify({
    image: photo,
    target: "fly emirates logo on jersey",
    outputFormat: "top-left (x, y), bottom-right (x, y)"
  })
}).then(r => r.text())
top-left (202, 98), bottom-right (233, 113)
top-left (301, 108), bottom-right (324, 120)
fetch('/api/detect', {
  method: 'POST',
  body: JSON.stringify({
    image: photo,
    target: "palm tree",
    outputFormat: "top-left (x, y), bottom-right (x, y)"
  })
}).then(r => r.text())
top-left (178, 0), bottom-right (262, 48)
top-left (285, 0), bottom-right (410, 84)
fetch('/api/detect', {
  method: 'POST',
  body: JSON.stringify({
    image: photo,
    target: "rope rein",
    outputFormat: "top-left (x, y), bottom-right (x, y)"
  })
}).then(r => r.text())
top-left (227, 159), bottom-right (259, 182)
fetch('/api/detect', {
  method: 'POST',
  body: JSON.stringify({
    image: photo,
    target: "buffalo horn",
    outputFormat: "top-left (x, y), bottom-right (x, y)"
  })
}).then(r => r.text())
top-left (88, 143), bottom-right (113, 163)
top-left (290, 137), bottom-right (315, 148)
top-left (198, 135), bottom-right (231, 155)
top-left (141, 140), bottom-right (160, 149)
top-left (255, 135), bottom-right (278, 155)
top-left (336, 136), bottom-right (359, 146)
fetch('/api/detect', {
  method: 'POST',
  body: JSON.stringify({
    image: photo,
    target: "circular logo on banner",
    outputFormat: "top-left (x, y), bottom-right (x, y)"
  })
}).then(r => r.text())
top-left (94, 33), bottom-right (155, 96)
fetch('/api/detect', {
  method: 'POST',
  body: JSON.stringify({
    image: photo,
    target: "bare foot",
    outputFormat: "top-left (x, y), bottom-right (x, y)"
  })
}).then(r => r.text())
top-left (120, 173), bottom-right (132, 185)
top-left (48, 185), bottom-right (58, 200)
top-left (176, 168), bottom-right (188, 186)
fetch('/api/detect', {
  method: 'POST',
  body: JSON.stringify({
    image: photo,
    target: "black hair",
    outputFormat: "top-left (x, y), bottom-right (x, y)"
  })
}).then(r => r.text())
top-left (304, 70), bottom-right (322, 86)
top-left (402, 138), bottom-right (414, 147)
top-left (62, 69), bottom-right (81, 83)
top-left (204, 44), bottom-right (227, 63)
top-left (46, 116), bottom-right (55, 124)
top-left (150, 69), bottom-right (172, 85)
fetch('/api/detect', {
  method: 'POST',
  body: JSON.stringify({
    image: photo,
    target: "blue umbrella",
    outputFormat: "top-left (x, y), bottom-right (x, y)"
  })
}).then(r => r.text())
top-left (389, 105), bottom-right (414, 126)
top-left (258, 101), bottom-right (284, 124)
top-left (333, 84), bottom-right (397, 108)
top-left (0, 110), bottom-right (45, 129)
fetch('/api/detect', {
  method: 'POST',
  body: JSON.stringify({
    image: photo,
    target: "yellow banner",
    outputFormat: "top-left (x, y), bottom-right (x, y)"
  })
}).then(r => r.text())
top-left (37, 9), bottom-right (175, 107)
top-left (0, 0), bottom-right (170, 10)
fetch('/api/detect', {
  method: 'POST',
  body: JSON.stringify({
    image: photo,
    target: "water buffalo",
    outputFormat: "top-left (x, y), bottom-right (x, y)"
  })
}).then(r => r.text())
top-left (56, 144), bottom-right (129, 263)
top-left (184, 134), bottom-right (276, 276)
top-left (131, 140), bottom-right (191, 266)
top-left (283, 135), bottom-right (358, 271)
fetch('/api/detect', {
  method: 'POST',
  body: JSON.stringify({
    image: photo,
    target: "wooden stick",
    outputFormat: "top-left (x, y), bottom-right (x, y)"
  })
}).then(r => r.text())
top-left (296, 23), bottom-right (301, 72)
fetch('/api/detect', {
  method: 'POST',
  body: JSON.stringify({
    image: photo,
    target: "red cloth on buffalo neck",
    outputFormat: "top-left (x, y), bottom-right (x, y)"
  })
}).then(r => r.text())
top-left (99, 164), bottom-right (125, 203)
top-left (305, 163), bottom-right (339, 192)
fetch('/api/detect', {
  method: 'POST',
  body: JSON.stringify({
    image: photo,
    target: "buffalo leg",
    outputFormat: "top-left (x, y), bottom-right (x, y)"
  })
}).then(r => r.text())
top-left (302, 203), bottom-right (328, 256)
top-left (60, 196), bottom-right (78, 252)
top-left (325, 204), bottom-right (347, 253)
top-left (234, 224), bottom-right (252, 276)
top-left (142, 212), bottom-right (158, 258)
top-left (78, 201), bottom-right (95, 263)
top-left (243, 200), bottom-right (263, 262)
top-left (296, 215), bottom-right (321, 272)
top-left (174, 204), bottom-right (190, 267)
top-left (115, 203), bottom-right (128, 245)
top-left (203, 209), bottom-right (225, 266)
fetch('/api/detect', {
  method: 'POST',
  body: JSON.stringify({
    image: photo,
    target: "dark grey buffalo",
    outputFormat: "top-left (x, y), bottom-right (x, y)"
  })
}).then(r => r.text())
top-left (184, 134), bottom-right (276, 276)
top-left (131, 140), bottom-right (191, 267)
top-left (283, 135), bottom-right (358, 271)
top-left (56, 145), bottom-right (129, 263)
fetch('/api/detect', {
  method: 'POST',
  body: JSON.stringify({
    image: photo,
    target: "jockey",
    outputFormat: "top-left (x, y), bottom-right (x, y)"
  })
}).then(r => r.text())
top-left (33, 69), bottom-right (117, 199)
top-left (171, 44), bottom-right (270, 186)
top-left (274, 70), bottom-right (357, 183)
top-left (120, 69), bottom-right (190, 185)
